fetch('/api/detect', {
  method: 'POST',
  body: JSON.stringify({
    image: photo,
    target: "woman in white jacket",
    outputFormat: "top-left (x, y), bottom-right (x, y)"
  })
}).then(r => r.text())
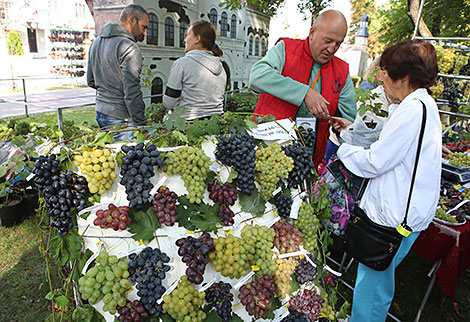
top-left (163, 20), bottom-right (227, 120)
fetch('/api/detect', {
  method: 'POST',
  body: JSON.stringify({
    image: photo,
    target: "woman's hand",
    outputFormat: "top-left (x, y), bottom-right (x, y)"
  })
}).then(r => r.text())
top-left (329, 116), bottom-right (352, 132)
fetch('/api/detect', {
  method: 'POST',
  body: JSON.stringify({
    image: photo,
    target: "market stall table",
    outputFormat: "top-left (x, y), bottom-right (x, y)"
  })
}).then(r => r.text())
top-left (411, 219), bottom-right (470, 320)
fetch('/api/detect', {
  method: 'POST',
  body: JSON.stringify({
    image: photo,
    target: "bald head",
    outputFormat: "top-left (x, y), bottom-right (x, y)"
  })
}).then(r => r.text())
top-left (308, 10), bottom-right (348, 64)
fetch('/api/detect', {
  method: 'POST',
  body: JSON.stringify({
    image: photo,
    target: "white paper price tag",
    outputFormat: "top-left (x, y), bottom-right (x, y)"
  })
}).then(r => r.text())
top-left (274, 310), bottom-right (290, 322)
top-left (290, 195), bottom-right (302, 219)
top-left (157, 277), bottom-right (180, 304)
top-left (248, 119), bottom-right (296, 141)
top-left (150, 175), bottom-right (168, 196)
top-left (268, 216), bottom-right (281, 228)
top-left (26, 173), bottom-right (35, 181)
top-left (272, 187), bottom-right (282, 197)
top-left (233, 213), bottom-right (252, 230)
top-left (78, 203), bottom-right (109, 217)
top-left (157, 146), bottom-right (187, 152)
top-left (234, 271), bottom-right (255, 289)
top-left (324, 264), bottom-right (342, 277)
top-left (116, 245), bottom-right (146, 259)
top-left (277, 250), bottom-right (304, 259)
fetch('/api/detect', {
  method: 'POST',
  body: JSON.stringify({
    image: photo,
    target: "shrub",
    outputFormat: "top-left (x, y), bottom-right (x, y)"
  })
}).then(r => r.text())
top-left (146, 103), bottom-right (167, 124)
top-left (7, 31), bottom-right (23, 56)
top-left (225, 92), bottom-right (259, 113)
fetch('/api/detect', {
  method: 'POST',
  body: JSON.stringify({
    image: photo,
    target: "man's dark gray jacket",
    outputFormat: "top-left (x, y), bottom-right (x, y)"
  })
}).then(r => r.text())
top-left (87, 23), bottom-right (146, 125)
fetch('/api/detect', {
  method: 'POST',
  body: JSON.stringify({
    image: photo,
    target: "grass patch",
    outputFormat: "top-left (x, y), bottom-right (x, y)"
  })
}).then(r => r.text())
top-left (0, 217), bottom-right (51, 321)
top-left (45, 84), bottom-right (88, 91)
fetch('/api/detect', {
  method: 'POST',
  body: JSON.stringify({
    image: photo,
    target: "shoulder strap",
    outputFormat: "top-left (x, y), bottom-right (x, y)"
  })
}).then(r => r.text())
top-left (356, 101), bottom-right (427, 228)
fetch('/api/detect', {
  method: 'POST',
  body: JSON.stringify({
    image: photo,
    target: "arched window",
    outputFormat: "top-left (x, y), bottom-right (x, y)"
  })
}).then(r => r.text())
top-left (147, 13), bottom-right (158, 45)
top-left (248, 35), bottom-right (253, 55)
top-left (209, 9), bottom-right (217, 29)
top-left (165, 17), bottom-right (174, 46)
top-left (230, 14), bottom-right (237, 38)
top-left (151, 77), bottom-right (163, 104)
top-left (220, 12), bottom-right (228, 37)
top-left (255, 37), bottom-right (260, 56)
top-left (179, 21), bottom-right (187, 48)
top-left (261, 38), bottom-right (266, 56)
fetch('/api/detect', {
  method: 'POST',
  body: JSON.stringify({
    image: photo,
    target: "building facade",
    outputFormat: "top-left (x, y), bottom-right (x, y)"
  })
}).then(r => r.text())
top-left (86, 0), bottom-right (270, 103)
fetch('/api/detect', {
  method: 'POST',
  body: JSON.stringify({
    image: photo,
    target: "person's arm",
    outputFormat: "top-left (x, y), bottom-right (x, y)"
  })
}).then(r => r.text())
top-left (249, 41), bottom-right (309, 107)
top-left (163, 59), bottom-right (183, 109)
top-left (121, 44), bottom-right (146, 125)
top-left (337, 74), bottom-right (356, 122)
top-left (86, 49), bottom-right (96, 89)
top-left (337, 101), bottom-right (422, 178)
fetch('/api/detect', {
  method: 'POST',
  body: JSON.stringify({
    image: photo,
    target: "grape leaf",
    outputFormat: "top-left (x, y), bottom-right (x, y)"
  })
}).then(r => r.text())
top-left (202, 309), bottom-right (222, 322)
top-left (290, 273), bottom-right (300, 294)
top-left (176, 196), bottom-right (222, 233)
top-left (92, 132), bottom-right (114, 147)
top-left (55, 295), bottom-right (69, 308)
top-left (71, 249), bottom-right (93, 285)
top-left (227, 168), bottom-right (238, 183)
top-left (265, 296), bottom-right (282, 319)
top-left (128, 205), bottom-right (161, 242)
top-left (159, 313), bottom-right (176, 322)
top-left (185, 119), bottom-right (206, 140)
top-left (239, 189), bottom-right (266, 217)
top-left (164, 106), bottom-right (188, 131)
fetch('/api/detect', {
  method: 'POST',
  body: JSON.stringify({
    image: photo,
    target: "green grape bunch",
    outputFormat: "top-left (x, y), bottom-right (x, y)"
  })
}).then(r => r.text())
top-left (162, 146), bottom-right (212, 204)
top-left (444, 152), bottom-right (470, 168)
top-left (294, 202), bottom-right (321, 252)
top-left (255, 143), bottom-right (294, 200)
top-left (78, 249), bottom-right (130, 315)
top-left (209, 234), bottom-right (250, 279)
top-left (241, 224), bottom-right (277, 276)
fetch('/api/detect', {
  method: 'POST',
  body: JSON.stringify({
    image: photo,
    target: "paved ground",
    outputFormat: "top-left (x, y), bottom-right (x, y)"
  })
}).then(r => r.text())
top-left (0, 87), bottom-right (96, 118)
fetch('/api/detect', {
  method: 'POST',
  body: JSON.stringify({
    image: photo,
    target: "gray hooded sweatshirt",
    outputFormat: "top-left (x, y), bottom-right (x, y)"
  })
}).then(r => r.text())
top-left (87, 23), bottom-right (146, 125)
top-left (163, 50), bottom-right (226, 120)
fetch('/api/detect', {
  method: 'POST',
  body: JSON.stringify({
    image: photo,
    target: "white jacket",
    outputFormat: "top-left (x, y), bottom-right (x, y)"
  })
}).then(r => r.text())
top-left (163, 50), bottom-right (227, 120)
top-left (337, 89), bottom-right (442, 232)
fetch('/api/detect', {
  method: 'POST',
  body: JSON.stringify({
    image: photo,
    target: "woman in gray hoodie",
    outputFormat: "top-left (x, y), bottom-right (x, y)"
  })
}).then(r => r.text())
top-left (163, 21), bottom-right (227, 120)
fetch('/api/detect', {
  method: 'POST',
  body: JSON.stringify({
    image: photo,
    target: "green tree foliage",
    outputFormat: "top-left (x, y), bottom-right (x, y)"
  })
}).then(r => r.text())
top-left (349, 0), bottom-right (376, 41)
top-left (7, 30), bottom-right (23, 55)
top-left (297, 0), bottom-right (334, 22)
top-left (221, 0), bottom-right (286, 16)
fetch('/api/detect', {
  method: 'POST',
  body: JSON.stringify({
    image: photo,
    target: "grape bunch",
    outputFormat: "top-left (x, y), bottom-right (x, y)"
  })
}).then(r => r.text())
top-left (238, 274), bottom-right (276, 319)
top-left (435, 208), bottom-right (457, 223)
top-left (255, 143), bottom-right (294, 200)
top-left (209, 234), bottom-right (250, 279)
top-left (152, 186), bottom-right (178, 226)
top-left (162, 275), bottom-right (206, 322)
top-left (162, 146), bottom-right (211, 204)
top-left (454, 54), bottom-right (469, 75)
top-left (445, 151), bottom-right (470, 168)
top-left (430, 81), bottom-right (444, 99)
top-left (33, 155), bottom-right (88, 233)
top-left (78, 249), bottom-right (130, 315)
top-left (320, 298), bottom-right (336, 322)
top-left (128, 247), bottom-right (170, 317)
top-left (274, 194), bottom-right (292, 218)
top-left (289, 289), bottom-right (325, 322)
top-left (442, 80), bottom-right (466, 109)
top-left (120, 143), bottom-right (163, 209)
top-left (73, 148), bottom-right (117, 194)
top-left (282, 143), bottom-right (315, 189)
top-left (459, 60), bottom-right (470, 76)
top-left (241, 224), bottom-right (276, 276)
top-left (294, 254), bottom-right (316, 284)
top-left (116, 299), bottom-right (149, 322)
top-left (93, 204), bottom-right (131, 231)
top-left (215, 133), bottom-right (256, 194)
top-left (273, 219), bottom-right (303, 253)
top-left (274, 257), bottom-right (298, 297)
top-left (281, 309), bottom-right (311, 322)
top-left (208, 180), bottom-right (239, 225)
top-left (294, 202), bottom-right (320, 252)
top-left (297, 126), bottom-right (316, 148)
top-left (205, 281), bottom-right (234, 321)
top-left (436, 46), bottom-right (456, 74)
top-left (176, 233), bottom-right (215, 284)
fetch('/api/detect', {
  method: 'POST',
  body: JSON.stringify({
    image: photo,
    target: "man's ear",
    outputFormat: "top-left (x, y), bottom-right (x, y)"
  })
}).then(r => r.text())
top-left (128, 15), bottom-right (137, 25)
top-left (309, 25), bottom-right (316, 38)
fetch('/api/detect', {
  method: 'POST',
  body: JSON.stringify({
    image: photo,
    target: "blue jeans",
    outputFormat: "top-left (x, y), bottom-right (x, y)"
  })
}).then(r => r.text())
top-left (96, 111), bottom-right (134, 142)
top-left (350, 231), bottom-right (421, 322)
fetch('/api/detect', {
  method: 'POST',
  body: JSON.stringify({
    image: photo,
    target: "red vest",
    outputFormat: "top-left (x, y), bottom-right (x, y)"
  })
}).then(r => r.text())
top-left (254, 38), bottom-right (349, 167)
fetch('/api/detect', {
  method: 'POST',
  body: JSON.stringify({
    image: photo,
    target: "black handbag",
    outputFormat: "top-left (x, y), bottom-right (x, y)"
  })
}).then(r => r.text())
top-left (343, 101), bottom-right (427, 271)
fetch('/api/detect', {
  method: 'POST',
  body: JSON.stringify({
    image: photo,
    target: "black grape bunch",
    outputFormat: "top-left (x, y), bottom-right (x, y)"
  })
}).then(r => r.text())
top-left (215, 133), bottom-right (256, 195)
top-left (33, 154), bottom-right (88, 234)
top-left (442, 80), bottom-right (466, 109)
top-left (205, 281), bottom-right (234, 322)
top-left (127, 247), bottom-right (171, 318)
top-left (282, 143), bottom-right (315, 189)
top-left (120, 143), bottom-right (163, 209)
top-left (273, 194), bottom-right (292, 218)
top-left (297, 125), bottom-right (316, 149)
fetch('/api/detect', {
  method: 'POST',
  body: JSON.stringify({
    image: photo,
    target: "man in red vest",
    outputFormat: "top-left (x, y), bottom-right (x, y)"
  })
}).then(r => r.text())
top-left (250, 10), bottom-right (356, 167)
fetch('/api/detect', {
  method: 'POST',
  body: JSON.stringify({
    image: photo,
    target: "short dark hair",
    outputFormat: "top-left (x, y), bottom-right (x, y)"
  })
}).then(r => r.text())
top-left (120, 4), bottom-right (148, 22)
top-left (379, 40), bottom-right (438, 88)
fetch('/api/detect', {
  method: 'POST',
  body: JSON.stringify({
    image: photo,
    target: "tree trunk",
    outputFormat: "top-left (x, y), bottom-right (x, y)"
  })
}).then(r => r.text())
top-left (407, 0), bottom-right (433, 37)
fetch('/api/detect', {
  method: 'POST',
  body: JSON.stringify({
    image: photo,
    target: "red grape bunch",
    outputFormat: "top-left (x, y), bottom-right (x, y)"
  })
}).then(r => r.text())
top-left (273, 219), bottom-right (303, 253)
top-left (289, 288), bottom-right (325, 322)
top-left (116, 299), bottom-right (149, 322)
top-left (238, 274), bottom-right (276, 319)
top-left (152, 186), bottom-right (178, 226)
top-left (208, 180), bottom-right (239, 225)
top-left (93, 203), bottom-right (131, 231)
top-left (175, 232), bottom-right (215, 284)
